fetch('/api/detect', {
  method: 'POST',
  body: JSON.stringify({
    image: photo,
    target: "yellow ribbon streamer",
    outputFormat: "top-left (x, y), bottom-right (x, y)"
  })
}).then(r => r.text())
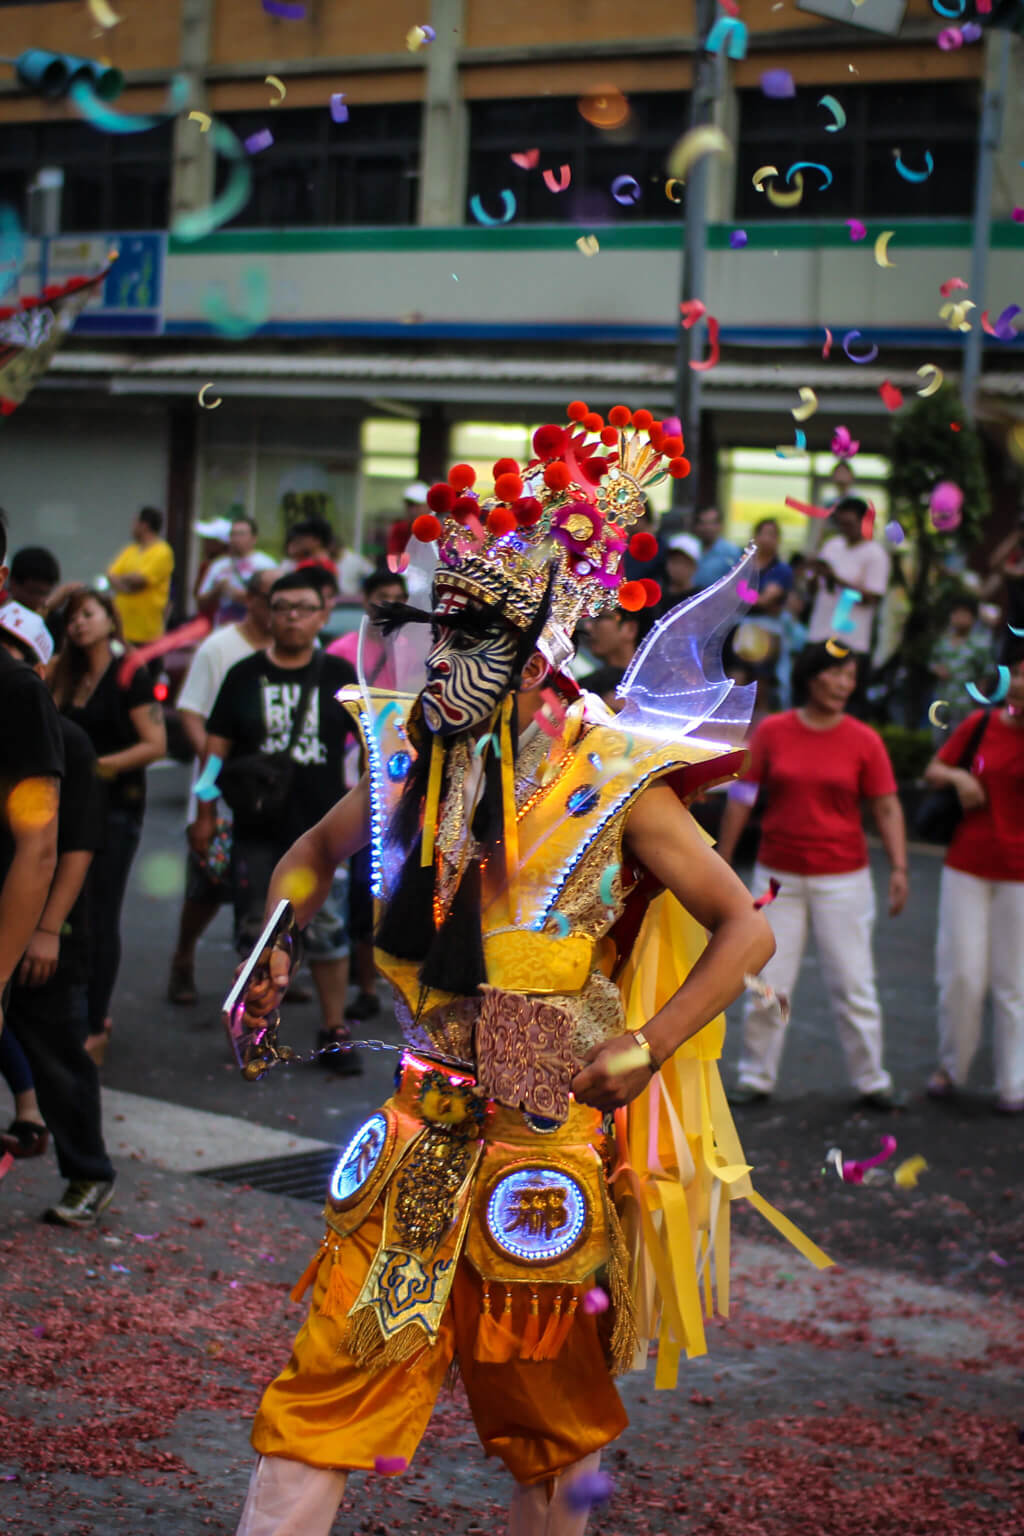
top-left (419, 733), bottom-right (444, 869)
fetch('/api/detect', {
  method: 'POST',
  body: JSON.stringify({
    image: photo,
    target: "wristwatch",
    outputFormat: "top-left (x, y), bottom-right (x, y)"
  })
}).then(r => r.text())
top-left (631, 1028), bottom-right (658, 1074)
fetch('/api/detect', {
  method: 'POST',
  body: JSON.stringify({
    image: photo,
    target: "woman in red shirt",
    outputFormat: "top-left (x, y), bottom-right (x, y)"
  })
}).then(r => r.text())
top-left (716, 642), bottom-right (908, 1108)
top-left (923, 660), bottom-right (1024, 1113)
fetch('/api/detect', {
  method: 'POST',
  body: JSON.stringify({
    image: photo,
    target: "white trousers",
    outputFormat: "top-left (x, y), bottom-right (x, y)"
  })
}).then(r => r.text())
top-left (737, 863), bottom-right (891, 1095)
top-left (236, 1451), bottom-right (602, 1536)
top-left (936, 865), bottom-right (1024, 1101)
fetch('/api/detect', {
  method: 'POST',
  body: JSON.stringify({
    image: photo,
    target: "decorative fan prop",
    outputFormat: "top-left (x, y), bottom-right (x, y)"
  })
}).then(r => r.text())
top-left (0, 263), bottom-right (111, 417)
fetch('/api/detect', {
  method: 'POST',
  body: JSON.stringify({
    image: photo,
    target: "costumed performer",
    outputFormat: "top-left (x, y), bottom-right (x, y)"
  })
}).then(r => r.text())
top-left (227, 401), bottom-right (831, 1536)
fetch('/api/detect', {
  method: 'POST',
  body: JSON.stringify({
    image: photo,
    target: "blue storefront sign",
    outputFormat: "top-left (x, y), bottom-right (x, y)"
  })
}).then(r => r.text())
top-left (37, 232), bottom-right (165, 335)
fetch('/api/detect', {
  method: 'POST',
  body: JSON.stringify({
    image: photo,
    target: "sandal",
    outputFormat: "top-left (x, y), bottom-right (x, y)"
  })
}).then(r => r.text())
top-left (1, 1120), bottom-right (50, 1159)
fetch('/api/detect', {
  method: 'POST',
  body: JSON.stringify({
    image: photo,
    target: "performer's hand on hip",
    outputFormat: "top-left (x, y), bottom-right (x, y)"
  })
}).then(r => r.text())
top-left (571, 1033), bottom-right (656, 1112)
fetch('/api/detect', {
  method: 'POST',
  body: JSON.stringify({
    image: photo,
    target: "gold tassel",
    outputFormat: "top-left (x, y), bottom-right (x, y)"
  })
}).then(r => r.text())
top-left (290, 1241), bottom-right (326, 1305)
top-left (605, 1196), bottom-right (640, 1375)
top-left (499, 695), bottom-right (519, 905)
top-left (546, 1289), bottom-right (579, 1358)
top-left (531, 1289), bottom-right (563, 1360)
top-left (474, 1280), bottom-right (519, 1363)
top-left (317, 1252), bottom-right (353, 1318)
top-left (420, 733), bottom-right (445, 868)
top-left (519, 1287), bottom-right (541, 1359)
top-left (343, 1306), bottom-right (429, 1371)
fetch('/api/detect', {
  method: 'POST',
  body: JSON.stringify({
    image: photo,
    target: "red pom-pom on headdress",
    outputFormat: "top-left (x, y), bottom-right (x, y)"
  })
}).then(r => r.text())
top-left (668, 457), bottom-right (691, 478)
top-left (426, 483), bottom-right (455, 514)
top-left (492, 457), bottom-right (520, 479)
top-left (514, 496), bottom-right (543, 527)
top-left (660, 435), bottom-right (683, 458)
top-left (494, 471), bottom-right (524, 502)
top-left (632, 408), bottom-right (653, 430)
top-left (411, 513), bottom-right (443, 543)
top-left (618, 580), bottom-right (647, 612)
top-left (452, 495), bottom-right (479, 524)
top-left (448, 463), bottom-right (476, 491)
top-left (487, 506), bottom-right (516, 537)
top-left (583, 411), bottom-right (604, 433)
top-left (579, 456), bottom-right (608, 485)
top-left (566, 400), bottom-right (588, 422)
top-left (600, 426), bottom-right (619, 448)
top-left (533, 424), bottom-right (567, 460)
top-left (543, 462), bottom-right (572, 492)
top-left (639, 578), bottom-right (662, 607)
top-left (608, 405), bottom-right (632, 428)
top-left (629, 531), bottom-right (658, 562)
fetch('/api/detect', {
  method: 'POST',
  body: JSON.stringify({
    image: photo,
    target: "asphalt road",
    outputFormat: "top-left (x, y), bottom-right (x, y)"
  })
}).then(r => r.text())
top-left (108, 763), bottom-right (1022, 1294)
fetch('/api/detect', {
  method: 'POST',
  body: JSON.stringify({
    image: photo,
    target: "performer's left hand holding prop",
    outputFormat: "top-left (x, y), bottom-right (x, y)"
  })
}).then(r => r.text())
top-left (222, 899), bottom-right (302, 1079)
top-left (571, 1032), bottom-right (656, 1112)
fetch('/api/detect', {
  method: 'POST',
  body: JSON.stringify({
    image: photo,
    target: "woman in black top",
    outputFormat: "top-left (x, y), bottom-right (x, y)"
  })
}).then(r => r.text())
top-left (50, 589), bottom-right (166, 1059)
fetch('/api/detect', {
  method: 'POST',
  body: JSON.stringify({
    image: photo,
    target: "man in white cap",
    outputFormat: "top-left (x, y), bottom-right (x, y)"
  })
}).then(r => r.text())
top-left (0, 594), bottom-right (116, 1225)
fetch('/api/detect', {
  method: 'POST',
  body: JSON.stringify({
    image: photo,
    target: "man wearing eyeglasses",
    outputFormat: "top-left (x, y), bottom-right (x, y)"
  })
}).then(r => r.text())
top-left (195, 571), bottom-right (359, 1070)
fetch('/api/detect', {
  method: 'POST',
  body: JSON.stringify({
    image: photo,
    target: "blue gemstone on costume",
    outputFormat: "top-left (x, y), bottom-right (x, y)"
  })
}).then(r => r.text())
top-left (587, 752), bottom-right (603, 771)
top-left (329, 1112), bottom-right (389, 1205)
top-left (566, 785), bottom-right (599, 817)
top-left (387, 750), bottom-right (411, 782)
top-left (485, 1167), bottom-right (588, 1262)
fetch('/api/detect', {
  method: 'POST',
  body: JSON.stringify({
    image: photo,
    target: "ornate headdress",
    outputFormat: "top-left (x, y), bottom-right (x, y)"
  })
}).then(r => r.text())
top-left (410, 400), bottom-right (691, 656)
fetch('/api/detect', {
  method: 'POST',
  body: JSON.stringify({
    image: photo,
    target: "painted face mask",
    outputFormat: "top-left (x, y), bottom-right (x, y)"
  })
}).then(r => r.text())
top-left (421, 588), bottom-right (518, 736)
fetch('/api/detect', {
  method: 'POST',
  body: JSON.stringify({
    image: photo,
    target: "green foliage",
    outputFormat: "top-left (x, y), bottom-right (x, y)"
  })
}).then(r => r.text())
top-left (876, 724), bottom-right (935, 784)
top-left (887, 383), bottom-right (990, 716)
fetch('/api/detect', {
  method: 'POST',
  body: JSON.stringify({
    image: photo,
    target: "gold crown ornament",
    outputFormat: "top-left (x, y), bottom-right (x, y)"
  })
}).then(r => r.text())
top-left (411, 401), bottom-right (691, 637)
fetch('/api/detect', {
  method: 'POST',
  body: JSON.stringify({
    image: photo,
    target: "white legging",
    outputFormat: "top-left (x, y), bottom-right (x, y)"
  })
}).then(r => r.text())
top-left (236, 1450), bottom-right (603, 1536)
top-left (936, 864), bottom-right (1024, 1101)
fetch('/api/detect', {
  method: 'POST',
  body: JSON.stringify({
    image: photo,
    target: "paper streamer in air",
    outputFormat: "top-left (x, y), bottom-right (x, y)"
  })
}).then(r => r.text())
top-left (916, 364), bottom-right (943, 396)
top-left (265, 75), bottom-right (286, 105)
top-left (202, 267), bottom-right (270, 338)
top-left (173, 122), bottom-right (253, 241)
top-left (689, 315), bottom-right (720, 372)
top-left (0, 205), bottom-right (24, 298)
top-left (667, 125), bottom-right (731, 182)
top-left (831, 588), bottom-right (861, 635)
top-left (542, 165), bottom-right (571, 193)
top-left (928, 700), bottom-right (949, 728)
top-left (893, 150), bottom-right (935, 182)
top-left (194, 755), bottom-right (224, 802)
top-left (966, 666), bottom-right (1010, 706)
top-left (843, 330), bottom-right (879, 364)
top-left (767, 173), bottom-right (803, 208)
top-left (752, 165), bottom-right (778, 193)
top-left (787, 161), bottom-right (832, 190)
top-left (705, 16), bottom-right (748, 57)
top-left (874, 231), bottom-right (896, 267)
top-left (117, 617), bottom-right (211, 689)
top-left (785, 496), bottom-right (831, 519)
top-left (469, 191), bottom-right (516, 225)
top-left (70, 74), bottom-right (189, 135)
top-left (791, 387), bottom-right (818, 421)
top-left (198, 382), bottom-right (222, 408)
top-left (330, 93), bottom-right (349, 123)
top-left (819, 95), bottom-right (846, 131)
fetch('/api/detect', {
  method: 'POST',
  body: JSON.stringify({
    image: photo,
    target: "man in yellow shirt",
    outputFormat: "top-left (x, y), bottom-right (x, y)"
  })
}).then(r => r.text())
top-left (106, 508), bottom-right (174, 644)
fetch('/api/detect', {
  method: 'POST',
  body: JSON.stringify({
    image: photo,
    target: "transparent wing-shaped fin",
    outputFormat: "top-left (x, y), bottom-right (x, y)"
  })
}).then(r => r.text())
top-left (616, 544), bottom-right (757, 748)
top-left (357, 536), bottom-right (437, 705)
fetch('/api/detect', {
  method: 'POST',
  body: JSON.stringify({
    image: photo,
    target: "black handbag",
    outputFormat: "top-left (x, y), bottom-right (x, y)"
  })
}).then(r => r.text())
top-left (913, 708), bottom-right (990, 845)
top-left (218, 656), bottom-right (321, 834)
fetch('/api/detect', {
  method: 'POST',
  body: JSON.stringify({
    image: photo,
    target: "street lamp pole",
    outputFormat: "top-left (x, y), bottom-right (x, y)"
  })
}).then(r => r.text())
top-left (672, 0), bottom-right (721, 521)
top-left (961, 30), bottom-right (1011, 425)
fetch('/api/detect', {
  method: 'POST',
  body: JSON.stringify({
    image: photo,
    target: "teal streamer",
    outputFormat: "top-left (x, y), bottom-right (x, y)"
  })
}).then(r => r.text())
top-left (0, 204), bottom-right (24, 299)
top-left (966, 667), bottom-right (1010, 706)
top-left (70, 75), bottom-right (188, 135)
top-left (173, 122), bottom-right (253, 242)
top-left (202, 266), bottom-right (269, 339)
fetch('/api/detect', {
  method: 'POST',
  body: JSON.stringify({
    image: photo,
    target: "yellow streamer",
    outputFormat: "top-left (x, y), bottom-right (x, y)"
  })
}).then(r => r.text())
top-left (265, 74), bottom-right (287, 106)
top-left (188, 110), bottom-right (212, 133)
top-left (791, 387), bottom-right (818, 422)
top-left (419, 734), bottom-right (444, 868)
top-left (664, 178), bottom-right (684, 203)
top-left (752, 164), bottom-right (779, 192)
top-left (575, 234), bottom-right (600, 257)
top-left (499, 695), bottom-right (519, 906)
top-left (88, 0), bottom-right (122, 26)
top-left (197, 382), bottom-right (222, 409)
top-left (667, 125), bottom-right (731, 182)
top-left (916, 364), bottom-right (944, 396)
top-left (766, 172), bottom-right (803, 208)
top-left (939, 300), bottom-right (974, 333)
top-left (874, 230), bottom-right (896, 268)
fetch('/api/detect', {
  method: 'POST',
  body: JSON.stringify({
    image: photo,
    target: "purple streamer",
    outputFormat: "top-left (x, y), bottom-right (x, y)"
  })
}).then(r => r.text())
top-left (330, 93), bottom-right (349, 124)
top-left (245, 129), bottom-right (274, 154)
top-left (842, 329), bottom-right (879, 364)
top-left (760, 69), bottom-right (795, 99)
top-left (611, 174), bottom-right (641, 205)
top-left (262, 0), bottom-right (306, 16)
top-left (994, 305), bottom-right (1021, 341)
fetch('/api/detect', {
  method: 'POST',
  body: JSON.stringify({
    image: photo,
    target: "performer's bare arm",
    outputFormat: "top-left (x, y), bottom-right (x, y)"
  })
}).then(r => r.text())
top-left (571, 782), bottom-right (775, 1111)
top-left (266, 775), bottom-right (371, 927)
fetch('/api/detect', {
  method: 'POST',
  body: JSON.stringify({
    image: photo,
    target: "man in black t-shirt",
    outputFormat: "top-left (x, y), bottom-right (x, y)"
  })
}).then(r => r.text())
top-left (0, 602), bottom-right (116, 1225)
top-left (196, 570), bottom-right (359, 1070)
top-left (0, 519), bottom-right (63, 1037)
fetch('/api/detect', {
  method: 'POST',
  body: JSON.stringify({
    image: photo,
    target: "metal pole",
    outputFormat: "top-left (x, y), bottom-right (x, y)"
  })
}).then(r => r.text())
top-left (672, 0), bottom-right (720, 520)
top-left (962, 31), bottom-right (1011, 424)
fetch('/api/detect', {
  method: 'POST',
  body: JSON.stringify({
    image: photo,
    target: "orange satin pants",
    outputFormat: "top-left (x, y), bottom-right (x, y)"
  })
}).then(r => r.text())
top-left (251, 1201), bottom-right (628, 1486)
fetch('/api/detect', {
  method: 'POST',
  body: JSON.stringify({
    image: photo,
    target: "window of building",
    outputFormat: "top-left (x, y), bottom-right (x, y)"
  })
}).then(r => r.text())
top-left (719, 447), bottom-right (891, 552)
top-left (217, 104), bottom-right (421, 228)
top-left (360, 417), bottom-right (419, 560)
top-left (0, 118), bottom-right (172, 233)
top-left (467, 92), bottom-right (690, 224)
top-left (735, 81), bottom-right (979, 222)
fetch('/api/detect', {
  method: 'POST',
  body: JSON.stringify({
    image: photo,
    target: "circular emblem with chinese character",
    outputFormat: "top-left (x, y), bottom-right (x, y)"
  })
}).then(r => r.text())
top-left (484, 1164), bottom-right (589, 1264)
top-left (328, 1112), bottom-right (392, 1209)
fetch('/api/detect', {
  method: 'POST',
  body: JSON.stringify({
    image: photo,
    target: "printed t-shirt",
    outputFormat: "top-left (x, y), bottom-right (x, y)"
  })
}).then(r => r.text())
top-left (939, 709), bottom-right (1024, 882)
top-left (807, 535), bottom-right (890, 654)
top-left (54, 717), bottom-right (103, 980)
top-left (0, 648), bottom-right (64, 894)
top-left (177, 623), bottom-right (260, 824)
top-left (108, 539), bottom-right (174, 642)
top-left (62, 659), bottom-right (157, 818)
top-left (743, 710), bottom-right (897, 875)
top-left (206, 650), bottom-right (357, 849)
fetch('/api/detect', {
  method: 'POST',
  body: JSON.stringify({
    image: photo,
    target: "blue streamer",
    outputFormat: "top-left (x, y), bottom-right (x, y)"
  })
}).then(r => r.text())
top-left (469, 190), bottom-right (516, 225)
top-left (966, 667), bottom-right (1010, 706)
top-left (70, 75), bottom-right (189, 135)
top-left (705, 16), bottom-right (748, 58)
top-left (893, 151), bottom-right (934, 183)
top-left (786, 161), bottom-right (833, 190)
top-left (194, 754), bottom-right (223, 802)
top-left (831, 588), bottom-right (861, 635)
top-left (0, 204), bottom-right (24, 299)
top-left (931, 0), bottom-right (965, 14)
